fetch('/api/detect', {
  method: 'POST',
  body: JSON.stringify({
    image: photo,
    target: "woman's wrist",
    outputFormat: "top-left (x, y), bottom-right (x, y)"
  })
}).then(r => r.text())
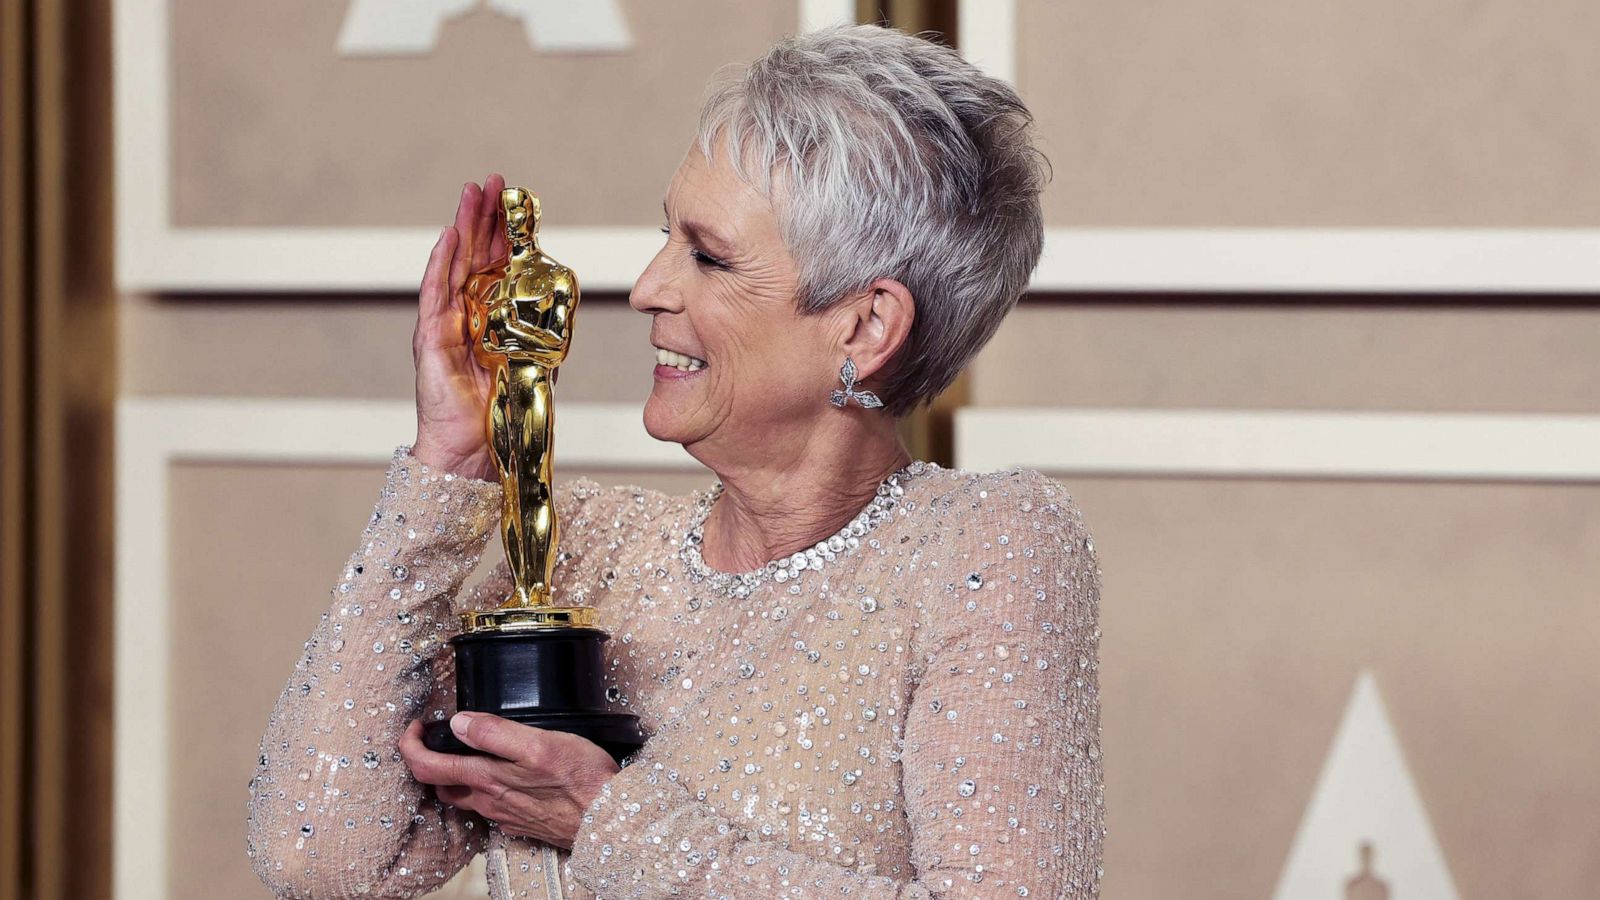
top-left (409, 439), bottom-right (498, 483)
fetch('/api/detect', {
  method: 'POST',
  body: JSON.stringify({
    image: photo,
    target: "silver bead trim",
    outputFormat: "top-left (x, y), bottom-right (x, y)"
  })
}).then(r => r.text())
top-left (679, 461), bottom-right (932, 600)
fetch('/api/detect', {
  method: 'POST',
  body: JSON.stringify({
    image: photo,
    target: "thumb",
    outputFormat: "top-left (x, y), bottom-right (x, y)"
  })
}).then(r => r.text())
top-left (450, 712), bottom-right (529, 760)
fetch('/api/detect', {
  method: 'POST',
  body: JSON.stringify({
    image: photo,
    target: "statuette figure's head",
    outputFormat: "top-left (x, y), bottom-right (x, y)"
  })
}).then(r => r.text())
top-left (502, 189), bottom-right (542, 244)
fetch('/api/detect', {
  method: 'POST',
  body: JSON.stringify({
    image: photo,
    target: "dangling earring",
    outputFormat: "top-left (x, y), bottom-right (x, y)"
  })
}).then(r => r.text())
top-left (829, 357), bottom-right (884, 409)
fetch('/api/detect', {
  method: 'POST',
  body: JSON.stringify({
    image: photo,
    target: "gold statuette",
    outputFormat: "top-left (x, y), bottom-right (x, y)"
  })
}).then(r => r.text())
top-left (462, 187), bottom-right (594, 632)
top-left (422, 187), bottom-right (643, 759)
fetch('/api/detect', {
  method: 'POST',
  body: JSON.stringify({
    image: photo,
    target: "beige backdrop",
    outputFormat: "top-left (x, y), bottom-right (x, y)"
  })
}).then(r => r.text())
top-left (973, 302), bottom-right (1600, 412)
top-left (170, 0), bottom-right (799, 227)
top-left (1015, 0), bottom-right (1600, 226)
top-left (1055, 475), bottom-right (1600, 899)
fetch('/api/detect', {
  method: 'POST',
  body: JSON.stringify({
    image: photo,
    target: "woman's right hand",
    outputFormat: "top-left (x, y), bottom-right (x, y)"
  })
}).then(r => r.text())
top-left (410, 174), bottom-right (508, 482)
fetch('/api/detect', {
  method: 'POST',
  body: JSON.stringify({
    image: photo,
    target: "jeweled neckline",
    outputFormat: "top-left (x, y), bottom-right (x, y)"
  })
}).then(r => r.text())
top-left (679, 460), bottom-right (935, 600)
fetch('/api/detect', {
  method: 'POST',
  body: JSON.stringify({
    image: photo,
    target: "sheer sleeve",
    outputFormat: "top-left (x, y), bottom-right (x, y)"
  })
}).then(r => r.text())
top-left (898, 471), bottom-right (1104, 895)
top-left (246, 445), bottom-right (503, 898)
top-left (564, 470), bottom-right (1105, 899)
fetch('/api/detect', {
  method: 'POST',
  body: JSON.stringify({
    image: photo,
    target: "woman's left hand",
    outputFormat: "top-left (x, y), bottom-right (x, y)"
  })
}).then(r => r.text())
top-left (399, 713), bottom-right (620, 848)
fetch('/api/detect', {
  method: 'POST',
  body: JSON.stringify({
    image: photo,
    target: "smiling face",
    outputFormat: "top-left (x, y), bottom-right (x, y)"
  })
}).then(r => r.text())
top-left (630, 146), bottom-right (843, 462)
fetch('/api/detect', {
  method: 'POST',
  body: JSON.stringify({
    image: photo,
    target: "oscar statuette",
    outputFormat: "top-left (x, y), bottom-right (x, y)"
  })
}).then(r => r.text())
top-left (421, 187), bottom-right (646, 761)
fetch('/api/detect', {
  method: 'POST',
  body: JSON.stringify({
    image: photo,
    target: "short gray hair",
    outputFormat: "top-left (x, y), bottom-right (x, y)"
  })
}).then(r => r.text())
top-left (696, 24), bottom-right (1047, 415)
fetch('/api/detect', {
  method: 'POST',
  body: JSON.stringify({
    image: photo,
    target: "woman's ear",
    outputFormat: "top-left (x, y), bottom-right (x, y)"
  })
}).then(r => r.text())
top-left (839, 278), bottom-right (915, 383)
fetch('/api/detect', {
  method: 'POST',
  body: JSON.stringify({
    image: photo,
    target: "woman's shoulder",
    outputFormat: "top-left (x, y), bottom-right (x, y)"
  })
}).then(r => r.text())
top-left (903, 465), bottom-right (1099, 641)
top-left (915, 463), bottom-right (1093, 545)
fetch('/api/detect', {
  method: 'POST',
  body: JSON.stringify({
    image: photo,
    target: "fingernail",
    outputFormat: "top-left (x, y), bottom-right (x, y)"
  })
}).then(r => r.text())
top-left (450, 712), bottom-right (472, 735)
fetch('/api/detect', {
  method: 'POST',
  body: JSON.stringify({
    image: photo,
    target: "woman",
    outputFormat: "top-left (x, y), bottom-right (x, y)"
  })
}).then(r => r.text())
top-left (247, 24), bottom-right (1102, 900)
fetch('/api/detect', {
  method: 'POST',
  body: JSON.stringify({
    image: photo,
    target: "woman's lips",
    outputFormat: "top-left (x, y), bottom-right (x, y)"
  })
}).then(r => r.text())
top-left (653, 364), bottom-right (707, 381)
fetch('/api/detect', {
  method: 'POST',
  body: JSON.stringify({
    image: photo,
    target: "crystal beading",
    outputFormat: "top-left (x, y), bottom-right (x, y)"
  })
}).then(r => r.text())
top-left (678, 460), bottom-right (932, 600)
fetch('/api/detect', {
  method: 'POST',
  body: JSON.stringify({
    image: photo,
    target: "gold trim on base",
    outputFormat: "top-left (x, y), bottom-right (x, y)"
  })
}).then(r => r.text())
top-left (460, 606), bottom-right (600, 633)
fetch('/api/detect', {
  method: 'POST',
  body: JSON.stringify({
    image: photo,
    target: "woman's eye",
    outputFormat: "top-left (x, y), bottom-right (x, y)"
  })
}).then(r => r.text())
top-left (659, 224), bottom-right (670, 235)
top-left (690, 248), bottom-right (727, 270)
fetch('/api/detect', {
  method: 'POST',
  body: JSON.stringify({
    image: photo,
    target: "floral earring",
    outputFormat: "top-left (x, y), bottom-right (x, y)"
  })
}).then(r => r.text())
top-left (829, 357), bottom-right (883, 409)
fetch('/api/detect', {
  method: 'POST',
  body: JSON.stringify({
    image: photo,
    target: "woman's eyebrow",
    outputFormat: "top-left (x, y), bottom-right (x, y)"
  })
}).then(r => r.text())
top-left (662, 200), bottom-right (734, 254)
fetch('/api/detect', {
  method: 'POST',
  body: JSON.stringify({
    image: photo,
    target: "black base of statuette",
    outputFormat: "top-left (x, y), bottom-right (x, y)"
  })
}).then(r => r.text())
top-left (421, 626), bottom-right (645, 763)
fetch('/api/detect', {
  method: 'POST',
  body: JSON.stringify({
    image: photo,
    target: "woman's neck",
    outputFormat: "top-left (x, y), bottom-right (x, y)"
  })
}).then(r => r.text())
top-left (696, 417), bottom-right (911, 573)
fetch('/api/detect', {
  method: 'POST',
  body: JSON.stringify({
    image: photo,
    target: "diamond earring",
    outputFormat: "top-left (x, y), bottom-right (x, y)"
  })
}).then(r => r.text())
top-left (829, 357), bottom-right (884, 409)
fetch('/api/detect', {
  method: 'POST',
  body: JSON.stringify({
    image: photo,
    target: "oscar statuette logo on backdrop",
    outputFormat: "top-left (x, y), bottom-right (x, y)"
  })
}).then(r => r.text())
top-left (338, 0), bottom-right (633, 56)
top-left (1273, 671), bottom-right (1461, 899)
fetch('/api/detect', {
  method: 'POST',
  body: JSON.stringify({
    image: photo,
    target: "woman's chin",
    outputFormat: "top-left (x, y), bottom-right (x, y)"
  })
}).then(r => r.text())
top-left (641, 393), bottom-right (697, 446)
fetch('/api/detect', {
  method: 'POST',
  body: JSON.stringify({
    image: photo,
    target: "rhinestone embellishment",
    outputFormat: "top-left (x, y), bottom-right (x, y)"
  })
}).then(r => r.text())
top-left (679, 461), bottom-right (930, 600)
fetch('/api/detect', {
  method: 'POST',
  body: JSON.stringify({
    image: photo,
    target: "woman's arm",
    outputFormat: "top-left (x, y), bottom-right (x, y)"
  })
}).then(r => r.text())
top-left (564, 471), bottom-right (1104, 899)
top-left (245, 445), bottom-right (504, 899)
top-left (898, 472), bottom-right (1104, 895)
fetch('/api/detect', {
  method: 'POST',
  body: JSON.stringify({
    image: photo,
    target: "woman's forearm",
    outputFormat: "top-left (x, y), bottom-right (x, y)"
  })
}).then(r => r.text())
top-left (245, 445), bottom-right (502, 899)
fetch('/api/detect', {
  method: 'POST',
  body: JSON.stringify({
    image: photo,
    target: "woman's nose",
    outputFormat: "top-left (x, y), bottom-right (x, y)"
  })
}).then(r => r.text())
top-left (629, 246), bottom-right (684, 316)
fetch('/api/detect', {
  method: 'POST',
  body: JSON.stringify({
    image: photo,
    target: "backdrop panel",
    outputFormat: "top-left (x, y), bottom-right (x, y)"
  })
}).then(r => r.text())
top-left (1057, 475), bottom-right (1600, 899)
top-left (958, 0), bottom-right (1600, 291)
top-left (115, 0), bottom-right (855, 290)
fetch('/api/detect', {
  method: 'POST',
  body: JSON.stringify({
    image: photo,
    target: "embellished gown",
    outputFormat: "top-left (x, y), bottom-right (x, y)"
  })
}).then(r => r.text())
top-left (246, 445), bottom-right (1105, 899)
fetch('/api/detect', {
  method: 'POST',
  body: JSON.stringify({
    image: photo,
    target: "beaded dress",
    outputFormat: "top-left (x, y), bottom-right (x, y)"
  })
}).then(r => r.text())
top-left (246, 445), bottom-right (1105, 899)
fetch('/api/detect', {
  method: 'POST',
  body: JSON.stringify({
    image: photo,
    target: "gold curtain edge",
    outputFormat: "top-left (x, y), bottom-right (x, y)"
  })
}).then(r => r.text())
top-left (33, 0), bottom-right (72, 893)
top-left (1, 0), bottom-right (36, 895)
top-left (2, 0), bottom-right (117, 898)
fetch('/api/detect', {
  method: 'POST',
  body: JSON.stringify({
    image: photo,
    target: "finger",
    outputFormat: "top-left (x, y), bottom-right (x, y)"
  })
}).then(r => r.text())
top-left (486, 173), bottom-right (509, 262)
top-left (449, 711), bottom-right (545, 765)
top-left (400, 718), bottom-right (489, 787)
top-left (489, 223), bottom-right (507, 263)
top-left (473, 173), bottom-right (505, 271)
top-left (435, 783), bottom-right (476, 809)
top-left (397, 720), bottom-right (439, 776)
top-left (434, 226), bottom-right (459, 328)
top-left (418, 227), bottom-right (455, 320)
top-left (448, 182), bottom-right (481, 294)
